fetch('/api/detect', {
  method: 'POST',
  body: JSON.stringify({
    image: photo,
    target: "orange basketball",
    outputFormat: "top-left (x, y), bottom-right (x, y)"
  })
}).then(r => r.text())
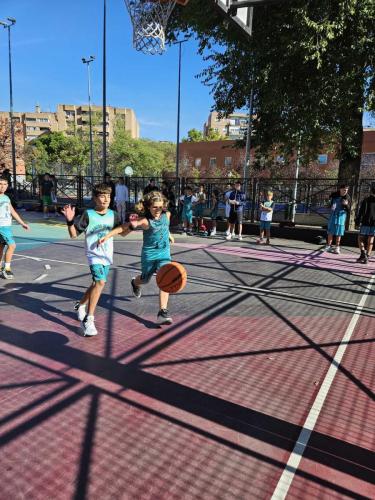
top-left (156, 262), bottom-right (187, 294)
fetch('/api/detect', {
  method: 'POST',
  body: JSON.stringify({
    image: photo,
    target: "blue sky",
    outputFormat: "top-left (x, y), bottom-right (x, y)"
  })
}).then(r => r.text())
top-left (0, 0), bottom-right (374, 143)
top-left (0, 0), bottom-right (214, 141)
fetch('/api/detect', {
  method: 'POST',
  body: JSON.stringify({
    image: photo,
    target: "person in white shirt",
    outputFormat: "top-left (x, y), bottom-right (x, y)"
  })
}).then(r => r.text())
top-left (257, 191), bottom-right (274, 245)
top-left (115, 177), bottom-right (129, 224)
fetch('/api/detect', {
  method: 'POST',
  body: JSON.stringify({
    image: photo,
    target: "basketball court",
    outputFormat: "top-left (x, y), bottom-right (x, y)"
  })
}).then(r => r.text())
top-left (0, 215), bottom-right (374, 499)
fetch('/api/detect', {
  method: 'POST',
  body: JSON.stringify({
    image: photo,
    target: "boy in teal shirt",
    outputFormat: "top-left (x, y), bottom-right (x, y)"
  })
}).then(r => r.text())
top-left (62, 183), bottom-right (120, 337)
top-left (0, 176), bottom-right (30, 279)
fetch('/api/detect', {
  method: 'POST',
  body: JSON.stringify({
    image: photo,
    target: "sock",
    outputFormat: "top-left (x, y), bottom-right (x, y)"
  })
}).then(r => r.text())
top-left (4, 263), bottom-right (11, 271)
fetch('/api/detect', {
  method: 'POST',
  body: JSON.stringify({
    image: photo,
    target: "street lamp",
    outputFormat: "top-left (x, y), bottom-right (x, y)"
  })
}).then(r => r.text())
top-left (0, 17), bottom-right (17, 200)
top-left (82, 56), bottom-right (95, 183)
top-left (174, 39), bottom-right (188, 184)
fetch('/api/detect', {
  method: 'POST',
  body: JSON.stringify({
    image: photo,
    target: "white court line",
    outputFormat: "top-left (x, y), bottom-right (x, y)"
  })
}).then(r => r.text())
top-left (33, 273), bottom-right (48, 282)
top-left (271, 273), bottom-right (375, 500)
top-left (13, 253), bottom-right (371, 311)
top-left (15, 253), bottom-right (87, 266)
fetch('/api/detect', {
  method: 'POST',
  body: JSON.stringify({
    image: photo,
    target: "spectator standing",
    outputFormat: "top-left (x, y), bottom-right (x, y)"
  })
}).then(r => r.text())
top-left (40, 173), bottom-right (54, 219)
top-left (324, 184), bottom-right (350, 254)
top-left (144, 178), bottom-right (159, 195)
top-left (104, 172), bottom-right (116, 210)
top-left (224, 183), bottom-right (234, 236)
top-left (355, 184), bottom-right (375, 264)
top-left (226, 181), bottom-right (246, 241)
top-left (115, 177), bottom-right (129, 224)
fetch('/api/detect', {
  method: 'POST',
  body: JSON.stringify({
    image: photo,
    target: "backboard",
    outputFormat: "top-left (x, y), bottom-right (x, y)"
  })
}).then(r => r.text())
top-left (215, 0), bottom-right (253, 37)
top-left (215, 0), bottom-right (286, 38)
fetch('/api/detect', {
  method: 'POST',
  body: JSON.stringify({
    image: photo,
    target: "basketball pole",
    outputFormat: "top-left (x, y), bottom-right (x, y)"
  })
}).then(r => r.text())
top-left (174, 39), bottom-right (188, 187)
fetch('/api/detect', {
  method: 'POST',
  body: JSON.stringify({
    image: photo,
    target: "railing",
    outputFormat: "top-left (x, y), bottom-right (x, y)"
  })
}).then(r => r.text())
top-left (10, 174), bottom-right (375, 227)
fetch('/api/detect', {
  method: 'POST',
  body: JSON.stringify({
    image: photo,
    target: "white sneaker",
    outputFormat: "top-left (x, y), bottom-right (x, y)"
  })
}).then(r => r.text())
top-left (74, 301), bottom-right (87, 321)
top-left (226, 234), bottom-right (232, 240)
top-left (323, 245), bottom-right (331, 252)
top-left (225, 229), bottom-right (230, 236)
top-left (333, 246), bottom-right (341, 254)
top-left (82, 316), bottom-right (98, 337)
top-left (210, 229), bottom-right (216, 237)
top-left (232, 232), bottom-right (235, 237)
top-left (238, 235), bottom-right (243, 241)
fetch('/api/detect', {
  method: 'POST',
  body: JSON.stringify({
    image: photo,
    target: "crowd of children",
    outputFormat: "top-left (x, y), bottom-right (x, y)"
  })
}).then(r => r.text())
top-left (3, 171), bottom-right (375, 337)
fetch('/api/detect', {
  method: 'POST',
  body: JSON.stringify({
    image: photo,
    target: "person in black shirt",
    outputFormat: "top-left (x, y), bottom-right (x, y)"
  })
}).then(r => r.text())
top-left (40, 173), bottom-right (55, 219)
top-left (355, 184), bottom-right (375, 264)
top-left (144, 178), bottom-right (159, 195)
top-left (104, 172), bottom-right (116, 210)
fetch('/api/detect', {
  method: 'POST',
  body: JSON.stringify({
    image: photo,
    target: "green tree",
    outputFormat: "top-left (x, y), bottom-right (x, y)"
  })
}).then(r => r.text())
top-left (109, 120), bottom-right (175, 176)
top-left (182, 128), bottom-right (204, 142)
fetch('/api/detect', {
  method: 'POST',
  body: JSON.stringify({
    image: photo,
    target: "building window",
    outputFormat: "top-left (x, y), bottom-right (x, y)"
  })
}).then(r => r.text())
top-left (209, 157), bottom-right (217, 168)
top-left (224, 157), bottom-right (232, 167)
top-left (195, 158), bottom-right (201, 168)
top-left (318, 154), bottom-right (328, 165)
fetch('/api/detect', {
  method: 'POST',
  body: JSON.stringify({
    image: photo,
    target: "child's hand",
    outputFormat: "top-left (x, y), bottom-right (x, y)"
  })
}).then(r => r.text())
top-left (62, 204), bottom-right (75, 221)
top-left (22, 223), bottom-right (30, 231)
top-left (97, 237), bottom-right (107, 247)
top-left (169, 233), bottom-right (175, 245)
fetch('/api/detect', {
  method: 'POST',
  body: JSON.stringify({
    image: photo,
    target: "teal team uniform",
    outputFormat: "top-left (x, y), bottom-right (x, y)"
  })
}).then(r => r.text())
top-left (327, 194), bottom-right (349, 237)
top-left (181, 195), bottom-right (194, 224)
top-left (0, 194), bottom-right (15, 246)
top-left (75, 208), bottom-right (119, 282)
top-left (140, 212), bottom-right (171, 283)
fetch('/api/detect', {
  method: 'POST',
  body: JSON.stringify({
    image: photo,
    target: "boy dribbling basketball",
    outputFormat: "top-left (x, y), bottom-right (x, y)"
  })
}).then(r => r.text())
top-left (99, 191), bottom-right (174, 325)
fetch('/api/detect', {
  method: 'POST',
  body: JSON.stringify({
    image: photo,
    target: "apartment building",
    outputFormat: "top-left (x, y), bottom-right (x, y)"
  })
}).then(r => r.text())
top-left (56, 104), bottom-right (140, 141)
top-left (204, 111), bottom-right (250, 140)
top-left (0, 104), bottom-right (140, 143)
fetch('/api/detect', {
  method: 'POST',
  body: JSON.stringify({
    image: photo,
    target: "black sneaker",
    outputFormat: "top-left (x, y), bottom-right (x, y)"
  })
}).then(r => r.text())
top-left (131, 277), bottom-right (142, 298)
top-left (2, 268), bottom-right (14, 280)
top-left (157, 309), bottom-right (173, 325)
top-left (357, 253), bottom-right (367, 264)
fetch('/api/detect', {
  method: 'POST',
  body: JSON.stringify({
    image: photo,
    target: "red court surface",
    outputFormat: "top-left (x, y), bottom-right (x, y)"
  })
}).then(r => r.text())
top-left (0, 230), bottom-right (374, 499)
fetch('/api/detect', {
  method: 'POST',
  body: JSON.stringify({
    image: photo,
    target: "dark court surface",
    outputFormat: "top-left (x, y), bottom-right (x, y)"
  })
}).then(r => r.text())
top-left (0, 218), bottom-right (374, 499)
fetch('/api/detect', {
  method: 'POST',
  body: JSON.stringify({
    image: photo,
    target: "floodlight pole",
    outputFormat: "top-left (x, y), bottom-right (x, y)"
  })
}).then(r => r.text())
top-left (82, 56), bottom-right (95, 183)
top-left (1, 18), bottom-right (17, 200)
top-left (174, 39), bottom-right (188, 182)
top-left (102, 0), bottom-right (107, 178)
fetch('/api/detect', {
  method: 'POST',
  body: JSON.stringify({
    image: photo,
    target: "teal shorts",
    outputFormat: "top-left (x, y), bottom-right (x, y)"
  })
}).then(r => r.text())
top-left (260, 220), bottom-right (271, 230)
top-left (182, 210), bottom-right (193, 224)
top-left (140, 257), bottom-right (171, 284)
top-left (89, 264), bottom-right (110, 283)
top-left (0, 227), bottom-right (15, 246)
top-left (194, 205), bottom-right (204, 218)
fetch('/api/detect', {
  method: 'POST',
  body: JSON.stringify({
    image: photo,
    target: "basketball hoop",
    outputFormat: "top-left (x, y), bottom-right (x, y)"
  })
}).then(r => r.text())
top-left (124, 0), bottom-right (189, 55)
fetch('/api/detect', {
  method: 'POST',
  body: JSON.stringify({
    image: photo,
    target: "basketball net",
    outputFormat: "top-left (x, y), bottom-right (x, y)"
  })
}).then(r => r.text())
top-left (124, 0), bottom-right (178, 55)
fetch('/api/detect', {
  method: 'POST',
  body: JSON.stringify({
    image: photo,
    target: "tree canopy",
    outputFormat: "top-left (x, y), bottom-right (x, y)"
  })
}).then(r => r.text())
top-left (169, 0), bottom-right (375, 182)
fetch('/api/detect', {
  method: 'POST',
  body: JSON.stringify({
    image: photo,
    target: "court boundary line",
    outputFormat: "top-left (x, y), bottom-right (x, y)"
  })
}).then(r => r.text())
top-left (14, 253), bottom-right (373, 312)
top-left (270, 273), bottom-right (375, 500)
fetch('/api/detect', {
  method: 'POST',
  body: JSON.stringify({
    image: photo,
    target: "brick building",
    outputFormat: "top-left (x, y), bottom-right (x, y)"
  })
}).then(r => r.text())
top-left (179, 129), bottom-right (375, 178)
